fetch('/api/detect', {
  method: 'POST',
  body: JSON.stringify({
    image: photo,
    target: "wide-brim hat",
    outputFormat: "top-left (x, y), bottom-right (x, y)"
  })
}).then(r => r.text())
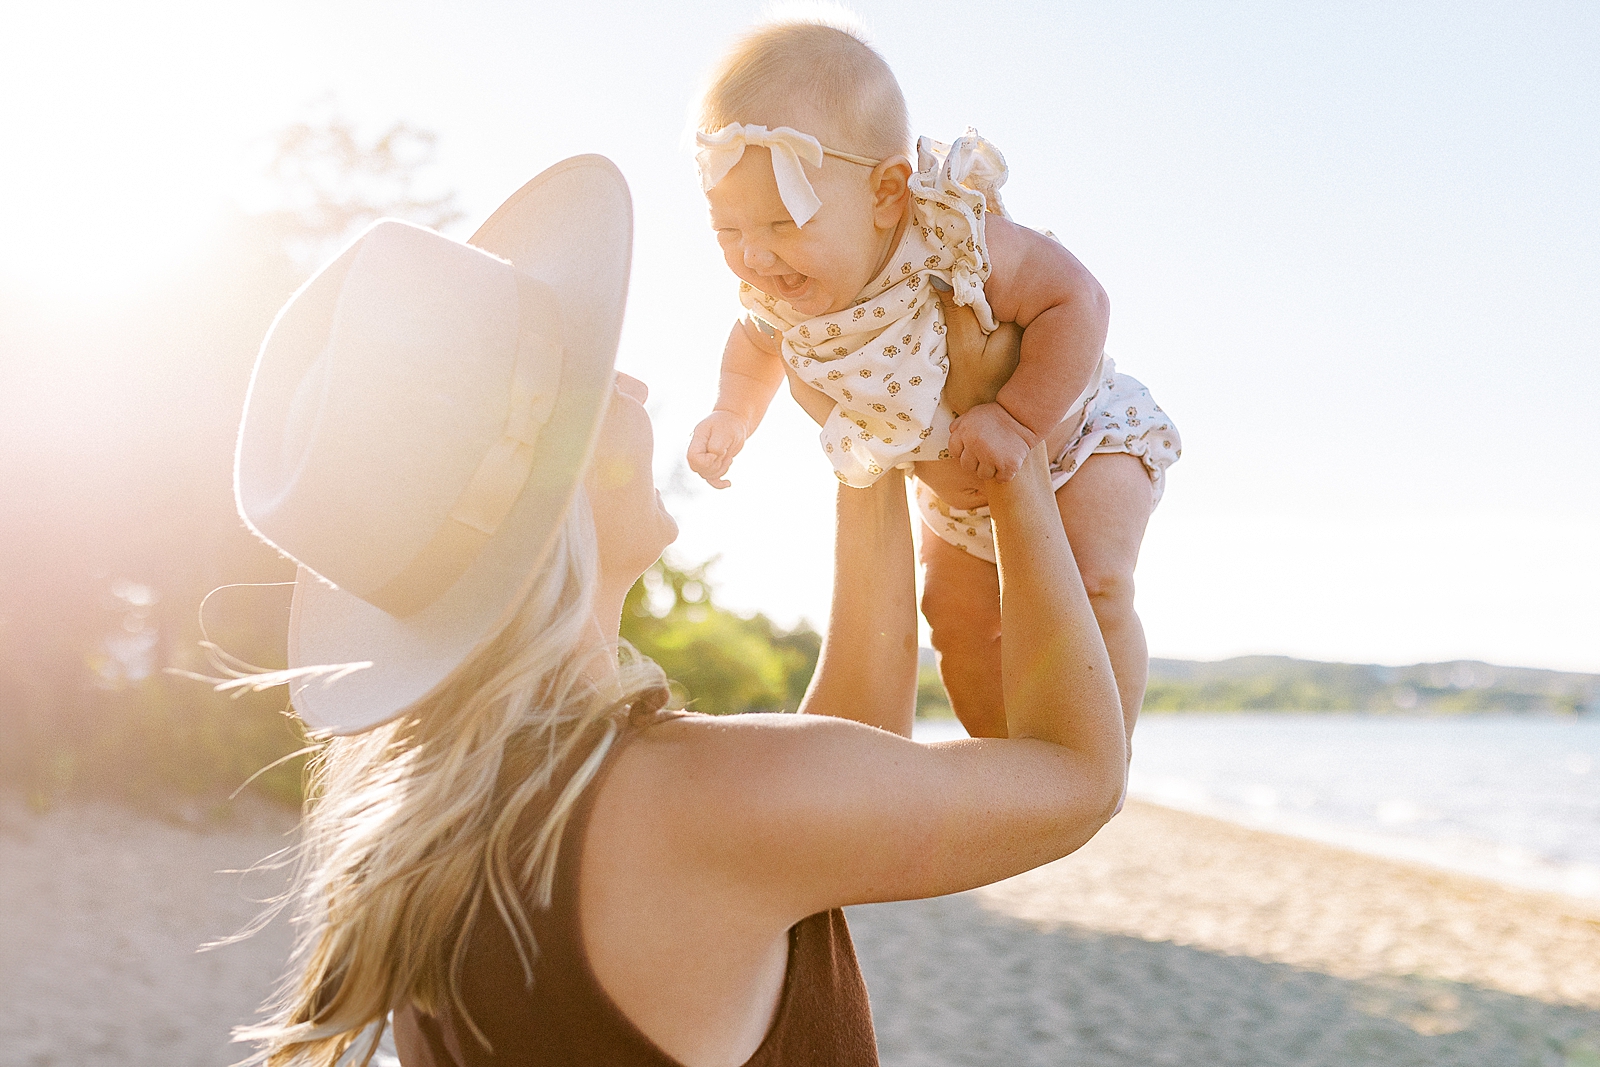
top-left (235, 155), bottom-right (632, 735)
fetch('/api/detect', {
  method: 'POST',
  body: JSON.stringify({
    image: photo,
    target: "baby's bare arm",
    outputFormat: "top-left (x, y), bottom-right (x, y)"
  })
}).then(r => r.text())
top-left (687, 320), bottom-right (787, 488)
top-left (713, 318), bottom-right (787, 429)
top-left (980, 215), bottom-right (1110, 439)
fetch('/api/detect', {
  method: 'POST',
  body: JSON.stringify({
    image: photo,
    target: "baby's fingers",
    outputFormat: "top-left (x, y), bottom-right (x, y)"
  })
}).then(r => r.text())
top-left (687, 450), bottom-right (733, 489)
top-left (687, 422), bottom-right (716, 459)
top-left (958, 449), bottom-right (998, 481)
top-left (686, 439), bottom-right (732, 490)
top-left (988, 450), bottom-right (1024, 483)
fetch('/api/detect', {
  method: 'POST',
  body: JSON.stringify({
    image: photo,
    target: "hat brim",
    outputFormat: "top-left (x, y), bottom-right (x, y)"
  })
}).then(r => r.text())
top-left (287, 155), bottom-right (632, 735)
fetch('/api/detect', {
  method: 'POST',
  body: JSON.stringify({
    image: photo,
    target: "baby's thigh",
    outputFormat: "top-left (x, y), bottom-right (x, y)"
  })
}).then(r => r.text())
top-left (918, 530), bottom-right (1001, 642)
top-left (1056, 453), bottom-right (1154, 591)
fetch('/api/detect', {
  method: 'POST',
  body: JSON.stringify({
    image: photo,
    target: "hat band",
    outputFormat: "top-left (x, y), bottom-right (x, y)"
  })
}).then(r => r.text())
top-left (364, 274), bottom-right (566, 617)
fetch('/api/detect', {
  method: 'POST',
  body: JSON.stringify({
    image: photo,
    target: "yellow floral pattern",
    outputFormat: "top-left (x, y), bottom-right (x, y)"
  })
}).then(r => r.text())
top-left (740, 130), bottom-right (1006, 487)
top-left (912, 359), bottom-right (1183, 563)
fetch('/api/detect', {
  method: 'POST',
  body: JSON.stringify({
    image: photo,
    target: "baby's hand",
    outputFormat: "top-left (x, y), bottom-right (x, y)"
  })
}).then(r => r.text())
top-left (947, 402), bottom-right (1039, 482)
top-left (687, 410), bottom-right (750, 489)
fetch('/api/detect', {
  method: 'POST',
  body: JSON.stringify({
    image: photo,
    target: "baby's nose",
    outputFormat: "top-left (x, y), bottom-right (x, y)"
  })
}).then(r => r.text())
top-left (743, 243), bottom-right (777, 271)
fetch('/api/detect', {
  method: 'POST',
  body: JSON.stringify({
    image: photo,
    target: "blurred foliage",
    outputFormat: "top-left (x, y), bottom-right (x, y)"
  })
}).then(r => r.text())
top-left (622, 560), bottom-right (959, 721)
top-left (0, 209), bottom-right (310, 813)
top-left (0, 111), bottom-right (833, 814)
top-left (259, 104), bottom-right (465, 272)
top-left (621, 557), bottom-right (820, 715)
top-left (916, 651), bottom-right (954, 720)
top-left (1143, 655), bottom-right (1600, 714)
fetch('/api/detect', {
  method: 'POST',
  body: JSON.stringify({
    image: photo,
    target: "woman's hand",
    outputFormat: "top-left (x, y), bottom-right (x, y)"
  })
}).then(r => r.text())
top-left (783, 365), bottom-right (838, 427)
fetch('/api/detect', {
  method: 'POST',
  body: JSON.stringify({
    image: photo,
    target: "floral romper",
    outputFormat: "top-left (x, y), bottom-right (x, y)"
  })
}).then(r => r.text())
top-left (742, 131), bottom-right (1182, 564)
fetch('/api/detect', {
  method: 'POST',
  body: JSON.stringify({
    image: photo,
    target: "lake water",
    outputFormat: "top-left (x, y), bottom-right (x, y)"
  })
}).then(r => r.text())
top-left (912, 713), bottom-right (1600, 900)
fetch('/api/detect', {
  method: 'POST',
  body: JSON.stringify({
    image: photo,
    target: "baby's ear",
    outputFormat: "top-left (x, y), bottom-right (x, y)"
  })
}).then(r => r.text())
top-left (870, 156), bottom-right (913, 225)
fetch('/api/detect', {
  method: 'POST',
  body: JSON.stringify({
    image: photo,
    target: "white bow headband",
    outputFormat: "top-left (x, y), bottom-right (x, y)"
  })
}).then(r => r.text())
top-left (695, 123), bottom-right (881, 227)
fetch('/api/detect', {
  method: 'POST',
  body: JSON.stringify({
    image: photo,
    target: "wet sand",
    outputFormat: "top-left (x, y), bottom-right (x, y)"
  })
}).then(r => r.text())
top-left (3, 793), bottom-right (1598, 1066)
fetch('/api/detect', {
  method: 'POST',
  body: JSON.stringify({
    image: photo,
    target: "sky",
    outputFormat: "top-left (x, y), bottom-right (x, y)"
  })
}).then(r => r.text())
top-left (2, 0), bottom-right (1596, 671)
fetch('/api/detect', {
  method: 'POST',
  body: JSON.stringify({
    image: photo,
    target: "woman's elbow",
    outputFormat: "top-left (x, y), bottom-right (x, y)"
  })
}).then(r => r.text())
top-left (1041, 746), bottom-right (1128, 851)
top-left (1096, 759), bottom-right (1128, 824)
top-left (1074, 757), bottom-right (1126, 834)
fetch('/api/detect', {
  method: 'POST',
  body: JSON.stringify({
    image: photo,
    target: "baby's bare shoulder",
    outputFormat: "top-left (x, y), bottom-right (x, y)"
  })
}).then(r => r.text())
top-left (982, 214), bottom-right (1103, 326)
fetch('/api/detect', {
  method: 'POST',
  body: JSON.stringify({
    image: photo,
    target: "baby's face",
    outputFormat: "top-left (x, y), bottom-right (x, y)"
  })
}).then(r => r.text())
top-left (707, 147), bottom-right (898, 318)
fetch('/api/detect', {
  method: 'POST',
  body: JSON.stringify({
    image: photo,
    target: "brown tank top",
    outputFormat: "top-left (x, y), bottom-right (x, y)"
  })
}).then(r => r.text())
top-left (392, 716), bottom-right (879, 1066)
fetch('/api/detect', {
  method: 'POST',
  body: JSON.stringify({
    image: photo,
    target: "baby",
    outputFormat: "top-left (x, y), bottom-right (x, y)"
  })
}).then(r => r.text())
top-left (686, 18), bottom-right (1181, 744)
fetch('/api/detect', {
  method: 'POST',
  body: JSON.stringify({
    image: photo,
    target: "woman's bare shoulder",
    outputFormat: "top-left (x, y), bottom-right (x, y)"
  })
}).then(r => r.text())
top-left (595, 709), bottom-right (1113, 922)
top-left (622, 710), bottom-right (909, 781)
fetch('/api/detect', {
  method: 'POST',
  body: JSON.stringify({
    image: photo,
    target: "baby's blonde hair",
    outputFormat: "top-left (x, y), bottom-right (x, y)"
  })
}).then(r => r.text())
top-left (700, 12), bottom-right (911, 161)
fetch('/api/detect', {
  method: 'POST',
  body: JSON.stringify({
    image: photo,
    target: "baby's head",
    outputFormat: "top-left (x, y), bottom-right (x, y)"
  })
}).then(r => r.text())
top-left (701, 17), bottom-right (910, 164)
top-left (698, 18), bottom-right (915, 317)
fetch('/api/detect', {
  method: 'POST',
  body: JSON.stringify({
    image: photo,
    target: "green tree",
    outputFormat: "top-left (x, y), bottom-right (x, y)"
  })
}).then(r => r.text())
top-left (621, 558), bottom-right (820, 716)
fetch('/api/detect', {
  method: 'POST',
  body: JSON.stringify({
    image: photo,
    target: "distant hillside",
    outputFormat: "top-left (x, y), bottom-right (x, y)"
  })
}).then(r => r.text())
top-left (1144, 656), bottom-right (1600, 714)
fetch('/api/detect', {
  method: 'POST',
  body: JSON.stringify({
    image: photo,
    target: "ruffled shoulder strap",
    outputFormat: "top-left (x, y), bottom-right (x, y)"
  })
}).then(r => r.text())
top-left (909, 128), bottom-right (1009, 332)
top-left (916, 129), bottom-right (1010, 219)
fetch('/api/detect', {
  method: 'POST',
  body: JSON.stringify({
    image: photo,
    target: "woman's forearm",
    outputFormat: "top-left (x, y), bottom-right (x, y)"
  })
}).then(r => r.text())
top-left (986, 447), bottom-right (1124, 769)
top-left (797, 470), bottom-right (918, 736)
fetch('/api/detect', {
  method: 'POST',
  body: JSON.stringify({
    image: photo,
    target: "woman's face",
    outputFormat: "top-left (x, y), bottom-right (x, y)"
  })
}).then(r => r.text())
top-left (587, 372), bottom-right (677, 588)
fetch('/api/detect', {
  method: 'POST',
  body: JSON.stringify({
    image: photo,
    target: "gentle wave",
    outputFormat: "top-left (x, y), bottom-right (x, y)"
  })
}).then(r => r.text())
top-left (913, 713), bottom-right (1600, 900)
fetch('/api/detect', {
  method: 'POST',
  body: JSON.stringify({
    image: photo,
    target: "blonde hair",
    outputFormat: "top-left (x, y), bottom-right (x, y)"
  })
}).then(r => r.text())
top-left (700, 12), bottom-right (911, 160)
top-left (237, 491), bottom-right (670, 1066)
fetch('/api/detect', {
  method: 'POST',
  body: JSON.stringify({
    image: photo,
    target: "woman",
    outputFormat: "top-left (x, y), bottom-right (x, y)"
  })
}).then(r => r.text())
top-left (233, 156), bottom-right (1125, 1067)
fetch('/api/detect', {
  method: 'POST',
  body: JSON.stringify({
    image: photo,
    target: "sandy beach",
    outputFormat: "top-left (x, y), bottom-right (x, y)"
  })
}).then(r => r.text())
top-left (3, 791), bottom-right (1598, 1067)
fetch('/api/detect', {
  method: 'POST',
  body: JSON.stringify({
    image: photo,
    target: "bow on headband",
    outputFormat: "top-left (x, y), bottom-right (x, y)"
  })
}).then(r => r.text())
top-left (695, 123), bottom-right (880, 227)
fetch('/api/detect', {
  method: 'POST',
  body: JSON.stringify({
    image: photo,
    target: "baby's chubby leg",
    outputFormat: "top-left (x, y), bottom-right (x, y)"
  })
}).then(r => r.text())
top-left (919, 532), bottom-right (1006, 738)
top-left (918, 452), bottom-right (1154, 745)
top-left (1055, 453), bottom-right (1154, 744)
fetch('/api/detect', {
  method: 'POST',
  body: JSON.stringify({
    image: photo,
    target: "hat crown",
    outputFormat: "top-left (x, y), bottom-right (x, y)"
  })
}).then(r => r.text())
top-left (233, 154), bottom-right (632, 736)
top-left (238, 220), bottom-right (529, 604)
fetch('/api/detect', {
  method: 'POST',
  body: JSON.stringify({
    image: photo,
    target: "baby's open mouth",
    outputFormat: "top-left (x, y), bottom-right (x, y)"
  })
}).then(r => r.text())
top-left (772, 272), bottom-right (807, 296)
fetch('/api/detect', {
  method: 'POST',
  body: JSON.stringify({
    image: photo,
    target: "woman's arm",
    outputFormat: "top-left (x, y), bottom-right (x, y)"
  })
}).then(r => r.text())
top-left (623, 442), bottom-right (1125, 925)
top-left (796, 470), bottom-right (918, 737)
top-left (580, 445), bottom-right (1124, 1062)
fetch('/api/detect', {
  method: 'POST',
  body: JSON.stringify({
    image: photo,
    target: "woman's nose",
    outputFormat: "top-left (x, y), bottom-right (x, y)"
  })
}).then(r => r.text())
top-left (616, 372), bottom-right (648, 403)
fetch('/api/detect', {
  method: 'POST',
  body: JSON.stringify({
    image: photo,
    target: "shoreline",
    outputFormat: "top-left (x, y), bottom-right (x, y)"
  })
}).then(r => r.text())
top-left (1122, 792), bottom-right (1600, 903)
top-left (915, 713), bottom-right (1600, 905)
